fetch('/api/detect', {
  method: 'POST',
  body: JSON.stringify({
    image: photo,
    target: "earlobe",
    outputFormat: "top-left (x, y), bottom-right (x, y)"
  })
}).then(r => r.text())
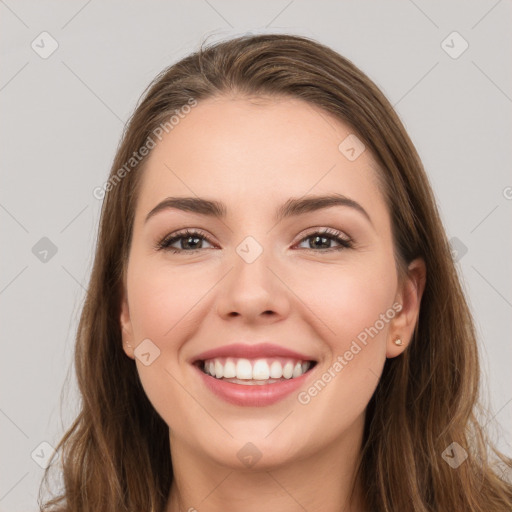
top-left (386, 258), bottom-right (426, 358)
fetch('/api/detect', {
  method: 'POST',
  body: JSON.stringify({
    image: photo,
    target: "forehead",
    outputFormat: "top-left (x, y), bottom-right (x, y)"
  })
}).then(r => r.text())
top-left (134, 95), bottom-right (387, 225)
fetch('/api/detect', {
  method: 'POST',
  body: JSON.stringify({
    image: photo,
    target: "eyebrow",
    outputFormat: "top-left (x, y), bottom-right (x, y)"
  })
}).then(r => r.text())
top-left (144, 193), bottom-right (373, 226)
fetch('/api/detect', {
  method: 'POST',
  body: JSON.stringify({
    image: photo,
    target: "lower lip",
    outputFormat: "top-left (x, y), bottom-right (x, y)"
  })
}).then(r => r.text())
top-left (194, 364), bottom-right (313, 406)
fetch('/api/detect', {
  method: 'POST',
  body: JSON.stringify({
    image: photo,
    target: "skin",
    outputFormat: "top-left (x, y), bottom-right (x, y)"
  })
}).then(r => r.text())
top-left (120, 94), bottom-right (426, 512)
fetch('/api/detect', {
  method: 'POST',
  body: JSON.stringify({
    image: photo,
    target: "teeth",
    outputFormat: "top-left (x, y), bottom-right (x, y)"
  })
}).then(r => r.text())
top-left (252, 359), bottom-right (270, 380)
top-left (214, 360), bottom-right (224, 379)
top-left (292, 362), bottom-right (302, 378)
top-left (202, 357), bottom-right (313, 381)
top-left (282, 361), bottom-right (294, 379)
top-left (270, 360), bottom-right (283, 379)
top-left (223, 358), bottom-right (236, 378)
top-left (236, 359), bottom-right (252, 380)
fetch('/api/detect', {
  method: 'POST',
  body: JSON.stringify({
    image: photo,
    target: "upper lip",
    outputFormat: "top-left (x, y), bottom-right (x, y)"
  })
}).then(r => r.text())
top-left (191, 343), bottom-right (316, 363)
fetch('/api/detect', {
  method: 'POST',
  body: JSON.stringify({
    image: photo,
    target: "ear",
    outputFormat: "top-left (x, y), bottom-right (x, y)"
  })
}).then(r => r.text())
top-left (120, 286), bottom-right (135, 360)
top-left (386, 258), bottom-right (426, 358)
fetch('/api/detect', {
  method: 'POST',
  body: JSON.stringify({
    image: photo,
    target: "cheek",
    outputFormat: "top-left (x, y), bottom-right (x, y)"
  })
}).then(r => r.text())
top-left (288, 255), bottom-right (397, 350)
top-left (292, 264), bottom-right (395, 439)
top-left (125, 258), bottom-right (217, 431)
top-left (126, 258), bottom-right (217, 342)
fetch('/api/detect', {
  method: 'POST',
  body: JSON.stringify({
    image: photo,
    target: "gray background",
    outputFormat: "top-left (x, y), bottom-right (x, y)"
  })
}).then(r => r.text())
top-left (1, 1), bottom-right (511, 509)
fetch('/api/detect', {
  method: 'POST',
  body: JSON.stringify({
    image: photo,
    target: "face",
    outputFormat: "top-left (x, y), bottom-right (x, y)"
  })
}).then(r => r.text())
top-left (120, 95), bottom-right (424, 470)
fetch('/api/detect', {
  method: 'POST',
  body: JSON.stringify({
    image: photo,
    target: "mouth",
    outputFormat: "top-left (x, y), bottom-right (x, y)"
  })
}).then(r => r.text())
top-left (190, 342), bottom-right (319, 406)
top-left (192, 350), bottom-right (318, 406)
top-left (194, 356), bottom-right (318, 385)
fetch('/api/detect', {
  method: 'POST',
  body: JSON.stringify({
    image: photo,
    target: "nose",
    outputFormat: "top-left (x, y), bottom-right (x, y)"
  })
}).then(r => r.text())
top-left (214, 247), bottom-right (291, 324)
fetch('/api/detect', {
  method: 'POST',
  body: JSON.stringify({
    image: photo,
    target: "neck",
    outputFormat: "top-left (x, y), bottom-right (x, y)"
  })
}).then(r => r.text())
top-left (165, 414), bottom-right (366, 512)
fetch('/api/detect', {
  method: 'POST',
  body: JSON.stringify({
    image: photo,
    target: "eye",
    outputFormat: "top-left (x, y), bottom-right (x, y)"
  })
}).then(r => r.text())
top-left (155, 227), bottom-right (353, 254)
top-left (295, 228), bottom-right (353, 252)
top-left (155, 229), bottom-right (215, 253)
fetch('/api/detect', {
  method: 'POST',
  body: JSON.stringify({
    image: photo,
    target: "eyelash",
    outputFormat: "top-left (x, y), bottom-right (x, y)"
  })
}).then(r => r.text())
top-left (154, 228), bottom-right (354, 254)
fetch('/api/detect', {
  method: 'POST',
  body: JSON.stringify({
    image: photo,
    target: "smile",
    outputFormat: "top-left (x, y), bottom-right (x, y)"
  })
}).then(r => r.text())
top-left (198, 356), bottom-right (314, 384)
top-left (191, 343), bottom-right (318, 406)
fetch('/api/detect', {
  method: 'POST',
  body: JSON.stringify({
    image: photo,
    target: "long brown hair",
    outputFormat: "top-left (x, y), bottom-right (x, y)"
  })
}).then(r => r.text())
top-left (39, 33), bottom-right (512, 511)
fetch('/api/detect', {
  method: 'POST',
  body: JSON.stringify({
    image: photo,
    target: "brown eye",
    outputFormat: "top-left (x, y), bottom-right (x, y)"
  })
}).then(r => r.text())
top-left (296, 229), bottom-right (353, 251)
top-left (156, 230), bottom-right (215, 253)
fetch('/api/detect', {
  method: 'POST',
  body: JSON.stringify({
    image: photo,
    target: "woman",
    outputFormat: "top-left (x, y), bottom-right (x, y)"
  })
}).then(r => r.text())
top-left (39, 33), bottom-right (512, 511)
